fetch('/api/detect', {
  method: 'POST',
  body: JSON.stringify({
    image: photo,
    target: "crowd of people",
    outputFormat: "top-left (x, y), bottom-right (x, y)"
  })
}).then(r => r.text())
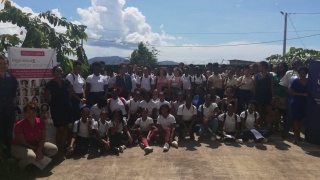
top-left (0, 54), bottom-right (309, 170)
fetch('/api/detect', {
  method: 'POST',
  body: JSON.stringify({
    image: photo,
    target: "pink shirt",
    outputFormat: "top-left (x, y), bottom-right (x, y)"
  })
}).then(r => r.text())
top-left (155, 76), bottom-right (168, 91)
top-left (12, 118), bottom-right (45, 145)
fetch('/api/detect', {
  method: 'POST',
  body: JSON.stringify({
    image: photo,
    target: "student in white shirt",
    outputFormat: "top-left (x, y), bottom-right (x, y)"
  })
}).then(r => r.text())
top-left (66, 61), bottom-right (86, 122)
top-left (91, 110), bottom-right (110, 154)
top-left (90, 97), bottom-right (107, 121)
top-left (126, 90), bottom-right (141, 128)
top-left (130, 108), bottom-right (154, 154)
top-left (86, 62), bottom-right (108, 107)
top-left (198, 95), bottom-right (220, 140)
top-left (217, 102), bottom-right (241, 142)
top-left (108, 109), bottom-right (133, 155)
top-left (68, 107), bottom-right (94, 156)
top-left (139, 91), bottom-right (158, 120)
top-left (193, 66), bottom-right (206, 88)
top-left (177, 94), bottom-right (197, 140)
top-left (171, 91), bottom-right (184, 118)
top-left (151, 104), bottom-right (178, 151)
top-left (240, 100), bottom-right (271, 142)
top-left (157, 91), bottom-right (170, 110)
top-left (136, 66), bottom-right (155, 91)
top-left (181, 66), bottom-right (194, 93)
top-left (279, 59), bottom-right (303, 139)
top-left (107, 88), bottom-right (128, 119)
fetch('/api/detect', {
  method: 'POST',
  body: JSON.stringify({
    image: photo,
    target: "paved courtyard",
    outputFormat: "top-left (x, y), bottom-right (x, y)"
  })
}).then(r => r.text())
top-left (27, 131), bottom-right (320, 180)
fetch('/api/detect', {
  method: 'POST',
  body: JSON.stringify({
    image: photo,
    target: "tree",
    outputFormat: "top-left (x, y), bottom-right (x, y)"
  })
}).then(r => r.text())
top-left (266, 47), bottom-right (320, 67)
top-left (130, 42), bottom-right (159, 67)
top-left (0, 0), bottom-right (89, 74)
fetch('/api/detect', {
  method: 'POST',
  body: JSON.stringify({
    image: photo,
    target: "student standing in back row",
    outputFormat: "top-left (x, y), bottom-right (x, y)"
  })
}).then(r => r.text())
top-left (136, 66), bottom-right (155, 92)
top-left (66, 61), bottom-right (86, 122)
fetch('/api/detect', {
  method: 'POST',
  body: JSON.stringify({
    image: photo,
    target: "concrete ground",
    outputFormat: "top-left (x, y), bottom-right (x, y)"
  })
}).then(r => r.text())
top-left (28, 129), bottom-right (320, 180)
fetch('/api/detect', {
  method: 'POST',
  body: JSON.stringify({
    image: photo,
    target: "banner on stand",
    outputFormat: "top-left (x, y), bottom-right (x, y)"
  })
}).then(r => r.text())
top-left (8, 47), bottom-right (57, 121)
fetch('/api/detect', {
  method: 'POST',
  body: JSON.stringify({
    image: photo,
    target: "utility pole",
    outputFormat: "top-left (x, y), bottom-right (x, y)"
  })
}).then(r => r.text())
top-left (280, 11), bottom-right (288, 60)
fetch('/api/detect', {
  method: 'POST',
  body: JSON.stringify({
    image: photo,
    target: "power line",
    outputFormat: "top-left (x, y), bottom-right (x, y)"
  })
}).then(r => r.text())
top-left (290, 12), bottom-right (320, 15)
top-left (288, 14), bottom-right (307, 48)
top-left (86, 33), bottom-right (320, 48)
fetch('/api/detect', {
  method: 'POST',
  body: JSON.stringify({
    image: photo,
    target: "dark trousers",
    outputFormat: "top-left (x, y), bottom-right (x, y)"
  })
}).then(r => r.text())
top-left (0, 108), bottom-right (15, 153)
top-left (91, 136), bottom-right (106, 150)
top-left (88, 92), bottom-right (105, 108)
top-left (109, 132), bottom-right (127, 148)
top-left (70, 93), bottom-right (83, 122)
top-left (238, 89), bottom-right (253, 113)
top-left (242, 129), bottom-right (271, 141)
top-left (74, 136), bottom-right (90, 155)
top-left (178, 120), bottom-right (196, 137)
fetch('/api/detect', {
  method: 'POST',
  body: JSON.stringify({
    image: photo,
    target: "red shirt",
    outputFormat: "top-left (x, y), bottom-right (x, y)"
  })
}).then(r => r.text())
top-left (12, 118), bottom-right (45, 145)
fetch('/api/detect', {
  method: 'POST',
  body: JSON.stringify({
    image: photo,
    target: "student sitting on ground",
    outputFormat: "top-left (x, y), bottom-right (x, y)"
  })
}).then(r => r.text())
top-left (108, 109), bottom-right (133, 155)
top-left (68, 107), bottom-right (94, 156)
top-left (177, 94), bottom-right (197, 140)
top-left (151, 104), bottom-right (178, 151)
top-left (198, 94), bottom-right (220, 141)
top-left (139, 90), bottom-right (158, 121)
top-left (107, 88), bottom-right (128, 121)
top-left (130, 108), bottom-right (154, 154)
top-left (91, 110), bottom-right (110, 154)
top-left (217, 101), bottom-right (242, 143)
top-left (11, 102), bottom-right (58, 170)
top-left (90, 97), bottom-right (107, 121)
top-left (240, 100), bottom-right (271, 143)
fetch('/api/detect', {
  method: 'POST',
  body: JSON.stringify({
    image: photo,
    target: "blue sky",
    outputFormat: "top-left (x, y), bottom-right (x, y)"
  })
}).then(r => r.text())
top-left (2, 0), bottom-right (320, 64)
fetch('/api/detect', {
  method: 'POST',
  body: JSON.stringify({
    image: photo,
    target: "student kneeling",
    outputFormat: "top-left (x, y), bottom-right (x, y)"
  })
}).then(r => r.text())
top-left (240, 100), bottom-right (271, 143)
top-left (91, 110), bottom-right (110, 154)
top-left (217, 101), bottom-right (242, 143)
top-left (68, 107), bottom-right (94, 156)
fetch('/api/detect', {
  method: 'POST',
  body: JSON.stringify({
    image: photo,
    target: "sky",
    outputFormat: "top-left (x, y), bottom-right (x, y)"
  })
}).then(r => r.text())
top-left (1, 0), bottom-right (320, 64)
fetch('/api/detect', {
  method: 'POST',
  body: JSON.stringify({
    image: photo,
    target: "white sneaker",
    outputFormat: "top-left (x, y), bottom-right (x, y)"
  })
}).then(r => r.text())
top-left (263, 138), bottom-right (268, 143)
top-left (171, 141), bottom-right (178, 148)
top-left (211, 134), bottom-right (217, 141)
top-left (120, 145), bottom-right (127, 151)
top-left (163, 143), bottom-right (169, 151)
top-left (144, 146), bottom-right (153, 153)
top-left (235, 139), bottom-right (243, 144)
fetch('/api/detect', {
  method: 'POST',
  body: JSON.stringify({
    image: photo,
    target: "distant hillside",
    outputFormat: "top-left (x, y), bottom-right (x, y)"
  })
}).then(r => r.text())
top-left (89, 56), bottom-right (129, 65)
top-left (158, 60), bottom-right (179, 65)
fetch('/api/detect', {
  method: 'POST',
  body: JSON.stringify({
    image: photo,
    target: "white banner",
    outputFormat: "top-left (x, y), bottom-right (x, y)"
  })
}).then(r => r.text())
top-left (8, 47), bottom-right (57, 122)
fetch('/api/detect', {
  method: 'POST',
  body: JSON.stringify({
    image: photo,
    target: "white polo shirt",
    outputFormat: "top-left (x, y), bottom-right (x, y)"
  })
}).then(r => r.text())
top-left (194, 74), bottom-right (206, 85)
top-left (66, 73), bottom-right (85, 94)
top-left (157, 114), bottom-right (176, 129)
top-left (137, 76), bottom-right (155, 91)
top-left (181, 74), bottom-right (194, 90)
top-left (218, 113), bottom-right (241, 132)
top-left (92, 119), bottom-right (109, 137)
top-left (86, 74), bottom-right (108, 92)
top-left (135, 117), bottom-right (154, 131)
top-left (240, 110), bottom-right (260, 129)
top-left (198, 103), bottom-right (218, 118)
top-left (140, 100), bottom-right (158, 116)
top-left (157, 100), bottom-right (170, 110)
top-left (279, 70), bottom-right (299, 88)
top-left (109, 98), bottom-right (127, 115)
top-left (73, 119), bottom-right (93, 138)
top-left (90, 104), bottom-right (106, 121)
top-left (109, 120), bottom-right (127, 133)
top-left (126, 99), bottom-right (140, 114)
top-left (177, 104), bottom-right (197, 121)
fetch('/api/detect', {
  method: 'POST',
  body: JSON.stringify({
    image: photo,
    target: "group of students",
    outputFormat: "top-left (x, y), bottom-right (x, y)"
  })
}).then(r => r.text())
top-left (8, 57), bottom-right (309, 170)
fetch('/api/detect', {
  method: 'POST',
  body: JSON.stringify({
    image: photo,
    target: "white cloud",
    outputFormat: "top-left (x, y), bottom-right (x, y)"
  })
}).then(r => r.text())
top-left (77, 0), bottom-right (176, 48)
top-left (51, 9), bottom-right (62, 18)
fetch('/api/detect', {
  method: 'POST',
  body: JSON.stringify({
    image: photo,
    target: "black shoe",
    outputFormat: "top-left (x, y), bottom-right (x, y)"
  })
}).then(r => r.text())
top-left (112, 147), bottom-right (120, 155)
